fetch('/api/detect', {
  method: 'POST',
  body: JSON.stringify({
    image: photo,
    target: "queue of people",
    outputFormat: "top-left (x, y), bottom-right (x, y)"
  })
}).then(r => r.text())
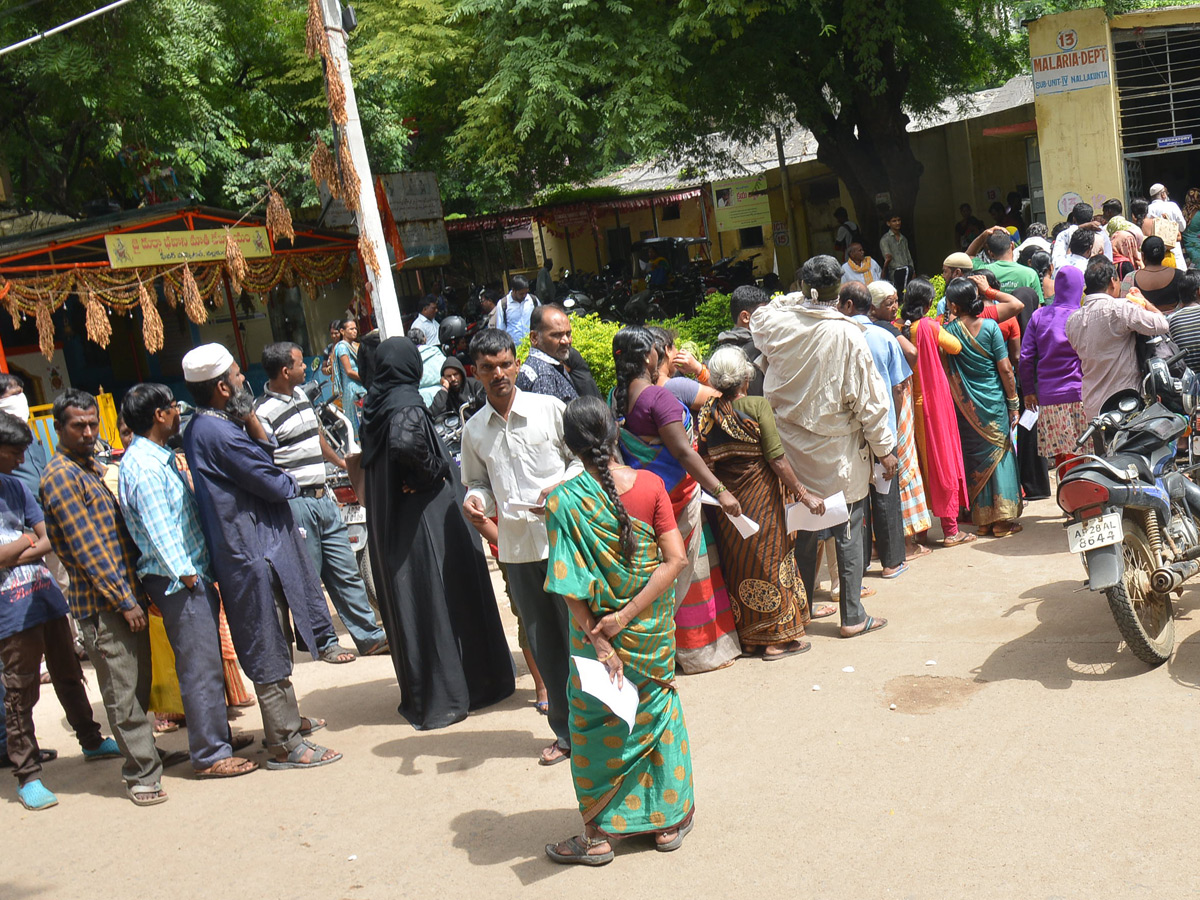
top-left (8, 188), bottom-right (1198, 875)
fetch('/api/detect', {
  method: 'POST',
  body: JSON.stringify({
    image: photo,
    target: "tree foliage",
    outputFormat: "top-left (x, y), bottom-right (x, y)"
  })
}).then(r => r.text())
top-left (0, 0), bottom-right (411, 216)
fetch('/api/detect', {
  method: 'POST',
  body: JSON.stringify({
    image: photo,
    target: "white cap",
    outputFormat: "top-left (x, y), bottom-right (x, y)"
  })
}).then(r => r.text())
top-left (1150, 183), bottom-right (1167, 197)
top-left (181, 343), bottom-right (235, 383)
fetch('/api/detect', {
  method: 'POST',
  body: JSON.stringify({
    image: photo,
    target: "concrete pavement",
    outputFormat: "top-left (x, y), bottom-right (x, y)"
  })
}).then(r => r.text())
top-left (5, 496), bottom-right (1200, 899)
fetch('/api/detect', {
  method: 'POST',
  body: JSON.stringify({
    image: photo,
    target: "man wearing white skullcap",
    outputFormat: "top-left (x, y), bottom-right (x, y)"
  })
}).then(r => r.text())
top-left (181, 345), bottom-right (343, 770)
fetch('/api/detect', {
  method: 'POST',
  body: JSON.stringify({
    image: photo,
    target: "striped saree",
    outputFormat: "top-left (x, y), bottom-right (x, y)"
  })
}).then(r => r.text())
top-left (545, 473), bottom-right (695, 839)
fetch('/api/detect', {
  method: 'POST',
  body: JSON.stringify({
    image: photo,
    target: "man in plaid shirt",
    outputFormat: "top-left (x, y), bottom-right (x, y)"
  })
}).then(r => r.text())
top-left (40, 389), bottom-right (168, 806)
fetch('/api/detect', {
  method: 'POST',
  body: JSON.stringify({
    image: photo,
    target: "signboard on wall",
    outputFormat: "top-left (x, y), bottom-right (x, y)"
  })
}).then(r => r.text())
top-left (1031, 44), bottom-right (1111, 96)
top-left (379, 171), bottom-right (450, 268)
top-left (105, 227), bottom-right (271, 268)
top-left (712, 174), bottom-right (771, 232)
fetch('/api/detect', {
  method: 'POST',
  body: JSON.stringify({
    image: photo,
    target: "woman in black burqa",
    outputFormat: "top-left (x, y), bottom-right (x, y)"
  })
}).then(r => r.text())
top-left (359, 336), bottom-right (514, 729)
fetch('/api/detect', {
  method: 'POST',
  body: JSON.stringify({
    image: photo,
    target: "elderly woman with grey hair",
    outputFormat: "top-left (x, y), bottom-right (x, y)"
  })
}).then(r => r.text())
top-left (696, 346), bottom-right (827, 660)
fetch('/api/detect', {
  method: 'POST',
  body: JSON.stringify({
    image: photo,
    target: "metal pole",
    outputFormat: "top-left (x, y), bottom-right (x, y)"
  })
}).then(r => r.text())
top-left (319, 0), bottom-right (402, 338)
top-left (774, 124), bottom-right (800, 274)
top-left (0, 0), bottom-right (134, 58)
top-left (221, 272), bottom-right (249, 372)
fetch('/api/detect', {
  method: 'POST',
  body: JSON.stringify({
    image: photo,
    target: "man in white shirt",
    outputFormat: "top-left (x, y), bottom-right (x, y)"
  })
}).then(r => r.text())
top-left (840, 243), bottom-right (881, 286)
top-left (410, 297), bottom-right (440, 345)
top-left (750, 255), bottom-right (898, 638)
top-left (461, 328), bottom-right (582, 766)
top-left (1051, 201), bottom-right (1112, 271)
top-left (497, 275), bottom-right (539, 345)
top-left (1146, 183), bottom-right (1188, 270)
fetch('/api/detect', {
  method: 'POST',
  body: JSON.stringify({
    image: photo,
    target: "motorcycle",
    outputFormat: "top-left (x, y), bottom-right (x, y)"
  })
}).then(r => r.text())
top-left (1056, 338), bottom-right (1200, 665)
top-left (302, 381), bottom-right (375, 603)
top-left (432, 401), bottom-right (471, 466)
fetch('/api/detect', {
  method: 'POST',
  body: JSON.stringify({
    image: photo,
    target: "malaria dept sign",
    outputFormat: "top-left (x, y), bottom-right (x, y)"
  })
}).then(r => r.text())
top-left (1031, 42), bottom-right (1111, 96)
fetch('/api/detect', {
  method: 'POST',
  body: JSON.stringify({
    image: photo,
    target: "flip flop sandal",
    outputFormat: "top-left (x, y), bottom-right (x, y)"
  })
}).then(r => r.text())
top-left (762, 641), bottom-right (811, 661)
top-left (158, 749), bottom-right (191, 769)
top-left (261, 717), bottom-right (326, 748)
top-left (810, 605), bottom-right (838, 619)
top-left (362, 641), bottom-right (390, 656)
top-left (2, 747), bottom-right (60, 769)
top-left (318, 645), bottom-right (357, 664)
top-left (126, 782), bottom-right (168, 807)
top-left (230, 733), bottom-right (255, 752)
top-left (538, 744), bottom-right (571, 767)
top-left (908, 544), bottom-right (933, 558)
top-left (881, 562), bottom-right (910, 580)
top-left (655, 815), bottom-right (695, 852)
top-left (993, 523), bottom-right (1024, 538)
top-left (534, 701), bottom-right (549, 716)
top-left (265, 739), bottom-right (342, 770)
top-left (841, 615), bottom-right (888, 639)
top-left (942, 532), bottom-right (977, 547)
top-left (545, 835), bottom-right (614, 866)
top-left (195, 756), bottom-right (259, 779)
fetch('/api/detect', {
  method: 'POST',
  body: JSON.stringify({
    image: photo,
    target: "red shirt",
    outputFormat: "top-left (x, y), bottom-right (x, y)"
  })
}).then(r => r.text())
top-left (980, 303), bottom-right (1020, 343)
top-left (617, 470), bottom-right (676, 537)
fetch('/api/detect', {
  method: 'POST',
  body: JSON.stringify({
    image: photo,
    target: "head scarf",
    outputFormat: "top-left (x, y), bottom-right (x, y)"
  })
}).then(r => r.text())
top-left (1106, 214), bottom-right (1133, 236)
top-left (1111, 229), bottom-right (1141, 269)
top-left (359, 337), bottom-right (427, 467)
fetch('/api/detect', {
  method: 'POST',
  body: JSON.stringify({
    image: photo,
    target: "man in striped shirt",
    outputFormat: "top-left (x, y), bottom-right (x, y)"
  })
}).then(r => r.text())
top-left (254, 343), bottom-right (388, 658)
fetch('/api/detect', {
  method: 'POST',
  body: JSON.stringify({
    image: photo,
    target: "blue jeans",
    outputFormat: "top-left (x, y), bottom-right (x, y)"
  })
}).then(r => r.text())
top-left (289, 494), bottom-right (385, 653)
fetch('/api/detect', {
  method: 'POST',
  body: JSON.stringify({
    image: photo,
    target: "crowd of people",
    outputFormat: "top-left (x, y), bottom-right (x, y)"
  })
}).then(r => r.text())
top-left (4, 183), bottom-right (1200, 869)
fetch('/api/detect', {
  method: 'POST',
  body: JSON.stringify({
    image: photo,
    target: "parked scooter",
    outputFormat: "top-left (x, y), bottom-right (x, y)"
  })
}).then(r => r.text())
top-left (1056, 337), bottom-right (1200, 665)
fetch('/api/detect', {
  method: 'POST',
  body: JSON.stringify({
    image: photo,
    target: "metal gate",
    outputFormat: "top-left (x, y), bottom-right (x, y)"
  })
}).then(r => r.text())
top-left (1113, 26), bottom-right (1200, 156)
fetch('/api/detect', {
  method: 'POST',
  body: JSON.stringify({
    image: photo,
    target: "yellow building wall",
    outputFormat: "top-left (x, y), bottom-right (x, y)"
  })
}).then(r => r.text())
top-left (1028, 7), bottom-right (1124, 219)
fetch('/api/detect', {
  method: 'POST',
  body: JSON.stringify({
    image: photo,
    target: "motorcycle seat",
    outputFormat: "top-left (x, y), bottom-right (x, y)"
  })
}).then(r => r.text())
top-left (1106, 451), bottom-right (1155, 483)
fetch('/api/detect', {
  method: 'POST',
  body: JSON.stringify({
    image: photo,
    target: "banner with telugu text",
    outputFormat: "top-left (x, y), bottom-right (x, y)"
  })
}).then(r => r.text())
top-left (711, 174), bottom-right (772, 233)
top-left (104, 227), bottom-right (272, 269)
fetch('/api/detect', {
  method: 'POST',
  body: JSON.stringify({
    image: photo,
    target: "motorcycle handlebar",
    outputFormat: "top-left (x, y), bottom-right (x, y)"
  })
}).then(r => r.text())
top-left (1075, 423), bottom-right (1098, 449)
top-left (1168, 349), bottom-right (1187, 367)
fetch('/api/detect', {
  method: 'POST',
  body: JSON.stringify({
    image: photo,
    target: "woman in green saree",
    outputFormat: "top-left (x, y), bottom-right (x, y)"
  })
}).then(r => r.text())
top-left (943, 277), bottom-right (1024, 536)
top-left (544, 397), bottom-right (694, 866)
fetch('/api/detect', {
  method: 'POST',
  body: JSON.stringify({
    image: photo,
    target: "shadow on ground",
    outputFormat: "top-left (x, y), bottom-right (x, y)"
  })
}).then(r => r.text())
top-left (971, 580), bottom-right (1159, 688)
top-left (372, 729), bottom-right (547, 776)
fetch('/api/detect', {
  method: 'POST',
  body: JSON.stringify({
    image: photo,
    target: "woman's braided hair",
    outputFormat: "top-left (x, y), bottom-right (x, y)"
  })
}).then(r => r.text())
top-left (563, 396), bottom-right (635, 560)
top-left (611, 325), bottom-right (656, 419)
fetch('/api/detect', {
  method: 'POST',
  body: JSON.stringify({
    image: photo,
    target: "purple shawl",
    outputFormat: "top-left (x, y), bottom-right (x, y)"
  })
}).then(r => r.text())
top-left (1019, 266), bottom-right (1085, 405)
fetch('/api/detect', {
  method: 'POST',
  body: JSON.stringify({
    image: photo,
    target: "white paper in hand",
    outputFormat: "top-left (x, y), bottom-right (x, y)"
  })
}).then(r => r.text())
top-left (1019, 408), bottom-right (1039, 431)
top-left (699, 491), bottom-right (721, 507)
top-left (872, 462), bottom-right (893, 495)
top-left (503, 499), bottom-right (541, 515)
top-left (786, 491), bottom-right (850, 532)
top-left (725, 512), bottom-right (760, 539)
top-left (572, 655), bottom-right (639, 734)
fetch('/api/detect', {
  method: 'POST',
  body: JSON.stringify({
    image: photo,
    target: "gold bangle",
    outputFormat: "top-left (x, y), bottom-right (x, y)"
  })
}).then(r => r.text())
top-left (614, 609), bottom-right (624, 627)
top-left (598, 649), bottom-right (615, 662)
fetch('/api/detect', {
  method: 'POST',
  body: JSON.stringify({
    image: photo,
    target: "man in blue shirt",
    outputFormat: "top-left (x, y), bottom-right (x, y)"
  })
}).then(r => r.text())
top-left (838, 281), bottom-right (910, 579)
top-left (0, 411), bottom-right (117, 810)
top-left (497, 275), bottom-right (539, 345)
top-left (118, 383), bottom-right (257, 780)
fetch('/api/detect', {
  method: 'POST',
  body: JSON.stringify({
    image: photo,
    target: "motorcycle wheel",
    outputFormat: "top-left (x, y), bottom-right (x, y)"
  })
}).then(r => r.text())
top-left (358, 548), bottom-right (378, 611)
top-left (1103, 518), bottom-right (1174, 665)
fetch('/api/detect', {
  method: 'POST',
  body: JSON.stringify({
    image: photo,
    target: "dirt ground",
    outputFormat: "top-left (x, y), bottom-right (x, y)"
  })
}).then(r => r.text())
top-left (6, 496), bottom-right (1200, 899)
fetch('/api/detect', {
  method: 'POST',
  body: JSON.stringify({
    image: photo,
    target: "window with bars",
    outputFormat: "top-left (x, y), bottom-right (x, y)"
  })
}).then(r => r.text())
top-left (1114, 27), bottom-right (1200, 155)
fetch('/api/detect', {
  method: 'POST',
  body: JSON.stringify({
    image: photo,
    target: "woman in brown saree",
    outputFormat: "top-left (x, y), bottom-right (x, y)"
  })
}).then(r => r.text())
top-left (697, 347), bottom-right (827, 659)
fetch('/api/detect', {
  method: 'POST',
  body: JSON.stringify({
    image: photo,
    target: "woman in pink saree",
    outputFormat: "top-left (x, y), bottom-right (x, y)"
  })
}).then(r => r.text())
top-left (898, 279), bottom-right (974, 546)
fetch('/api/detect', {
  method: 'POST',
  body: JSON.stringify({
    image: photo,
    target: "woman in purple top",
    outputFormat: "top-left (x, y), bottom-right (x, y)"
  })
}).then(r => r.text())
top-left (1019, 265), bottom-right (1089, 462)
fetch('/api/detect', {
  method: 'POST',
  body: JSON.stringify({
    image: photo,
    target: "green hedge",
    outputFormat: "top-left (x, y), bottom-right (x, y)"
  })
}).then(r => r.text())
top-left (518, 292), bottom-right (734, 396)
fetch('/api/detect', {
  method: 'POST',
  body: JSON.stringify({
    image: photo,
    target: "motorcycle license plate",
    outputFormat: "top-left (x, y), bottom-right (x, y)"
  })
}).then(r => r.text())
top-left (1067, 513), bottom-right (1123, 554)
top-left (341, 505), bottom-right (366, 525)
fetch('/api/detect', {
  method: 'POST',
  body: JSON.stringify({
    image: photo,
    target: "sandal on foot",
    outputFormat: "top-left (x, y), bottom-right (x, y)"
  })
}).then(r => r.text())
top-left (538, 743), bottom-right (571, 767)
top-left (977, 525), bottom-right (993, 536)
top-left (230, 733), bottom-right (255, 752)
top-left (126, 782), bottom-right (168, 807)
top-left (261, 717), bottom-right (325, 748)
top-left (810, 605), bottom-right (837, 619)
top-left (362, 640), bottom-right (390, 656)
top-left (17, 779), bottom-right (58, 811)
top-left (195, 756), bottom-right (259, 779)
top-left (942, 532), bottom-right (977, 547)
top-left (265, 739), bottom-right (342, 771)
top-left (993, 522), bottom-right (1023, 538)
top-left (318, 644), bottom-right (356, 664)
top-left (762, 641), bottom-right (811, 661)
top-left (1, 748), bottom-right (57, 769)
top-left (534, 700), bottom-right (549, 716)
top-left (655, 815), bottom-right (695, 852)
top-left (545, 834), bottom-right (614, 866)
top-left (82, 737), bottom-right (122, 761)
top-left (840, 616), bottom-right (888, 639)
top-left (158, 749), bottom-right (191, 768)
top-left (881, 562), bottom-right (910, 580)
top-left (907, 544), bottom-right (932, 559)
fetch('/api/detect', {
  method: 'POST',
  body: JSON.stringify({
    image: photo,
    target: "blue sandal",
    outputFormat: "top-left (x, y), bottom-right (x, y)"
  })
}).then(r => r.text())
top-left (17, 779), bottom-right (58, 811)
top-left (82, 737), bottom-right (122, 761)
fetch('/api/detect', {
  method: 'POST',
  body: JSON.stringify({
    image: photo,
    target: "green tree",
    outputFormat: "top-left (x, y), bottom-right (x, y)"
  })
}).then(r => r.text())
top-left (0, 0), bottom-right (411, 216)
top-left (443, 0), bottom-right (1022, 235)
